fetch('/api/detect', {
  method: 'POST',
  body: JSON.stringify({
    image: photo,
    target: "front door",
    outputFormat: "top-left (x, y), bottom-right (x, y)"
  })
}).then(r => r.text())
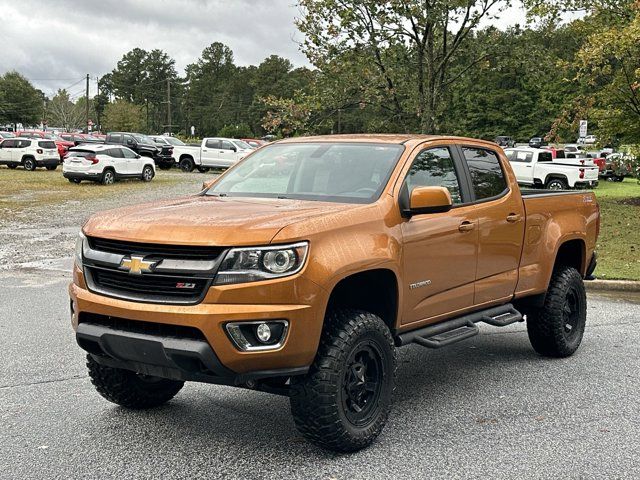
top-left (401, 146), bottom-right (478, 326)
top-left (0, 139), bottom-right (15, 163)
top-left (218, 140), bottom-right (237, 165)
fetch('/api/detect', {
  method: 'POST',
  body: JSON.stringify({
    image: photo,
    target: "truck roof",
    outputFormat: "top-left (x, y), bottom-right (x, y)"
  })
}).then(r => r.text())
top-left (276, 134), bottom-right (500, 149)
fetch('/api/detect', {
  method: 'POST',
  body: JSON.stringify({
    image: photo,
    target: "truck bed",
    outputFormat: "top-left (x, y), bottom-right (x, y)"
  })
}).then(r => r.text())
top-left (515, 188), bottom-right (599, 298)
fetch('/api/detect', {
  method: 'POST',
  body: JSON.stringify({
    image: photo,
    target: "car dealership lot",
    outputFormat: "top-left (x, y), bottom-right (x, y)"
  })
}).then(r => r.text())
top-left (1, 267), bottom-right (639, 479)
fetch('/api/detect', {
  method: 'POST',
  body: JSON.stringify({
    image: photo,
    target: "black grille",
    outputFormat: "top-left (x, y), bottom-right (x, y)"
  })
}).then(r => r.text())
top-left (88, 236), bottom-right (224, 261)
top-left (86, 266), bottom-right (210, 303)
top-left (78, 312), bottom-right (206, 340)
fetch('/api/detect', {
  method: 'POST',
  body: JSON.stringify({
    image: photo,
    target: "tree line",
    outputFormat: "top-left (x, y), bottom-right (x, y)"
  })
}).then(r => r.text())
top-left (1, 0), bottom-right (638, 145)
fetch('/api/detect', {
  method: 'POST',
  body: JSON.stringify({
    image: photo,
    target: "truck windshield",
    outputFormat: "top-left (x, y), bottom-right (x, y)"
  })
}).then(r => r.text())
top-left (205, 142), bottom-right (404, 204)
top-left (165, 137), bottom-right (185, 146)
top-left (133, 134), bottom-right (154, 144)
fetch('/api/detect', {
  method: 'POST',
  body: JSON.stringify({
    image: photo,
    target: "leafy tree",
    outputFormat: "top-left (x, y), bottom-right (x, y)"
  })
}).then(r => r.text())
top-left (297, 0), bottom-right (510, 133)
top-left (0, 71), bottom-right (42, 128)
top-left (218, 123), bottom-right (253, 138)
top-left (48, 89), bottom-right (85, 131)
top-left (102, 100), bottom-right (144, 132)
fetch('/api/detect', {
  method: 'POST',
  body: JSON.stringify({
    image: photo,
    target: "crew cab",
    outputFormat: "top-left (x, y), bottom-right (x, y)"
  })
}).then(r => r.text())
top-left (63, 144), bottom-right (155, 185)
top-left (70, 135), bottom-right (599, 452)
top-left (104, 132), bottom-right (173, 170)
top-left (151, 137), bottom-right (253, 172)
top-left (149, 135), bottom-right (203, 172)
top-left (505, 147), bottom-right (599, 189)
top-left (0, 137), bottom-right (59, 170)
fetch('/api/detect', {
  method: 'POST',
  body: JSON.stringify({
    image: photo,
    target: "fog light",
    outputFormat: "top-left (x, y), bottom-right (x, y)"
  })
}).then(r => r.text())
top-left (256, 323), bottom-right (272, 343)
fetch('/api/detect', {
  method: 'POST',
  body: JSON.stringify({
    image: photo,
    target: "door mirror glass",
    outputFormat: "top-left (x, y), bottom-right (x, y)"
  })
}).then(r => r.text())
top-left (408, 186), bottom-right (453, 215)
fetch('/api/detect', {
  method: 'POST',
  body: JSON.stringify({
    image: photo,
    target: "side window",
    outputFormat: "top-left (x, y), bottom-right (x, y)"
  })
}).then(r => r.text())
top-left (121, 148), bottom-right (137, 159)
top-left (2, 139), bottom-right (15, 148)
top-left (462, 148), bottom-right (508, 200)
top-left (510, 150), bottom-right (532, 163)
top-left (123, 135), bottom-right (135, 145)
top-left (538, 152), bottom-right (552, 162)
top-left (17, 140), bottom-right (31, 148)
top-left (220, 140), bottom-right (234, 151)
top-left (108, 148), bottom-right (124, 158)
top-left (205, 139), bottom-right (219, 149)
top-left (110, 134), bottom-right (122, 143)
top-left (405, 147), bottom-right (462, 204)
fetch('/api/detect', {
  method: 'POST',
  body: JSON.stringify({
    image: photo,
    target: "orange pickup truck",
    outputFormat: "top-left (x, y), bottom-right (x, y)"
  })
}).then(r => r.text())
top-left (70, 135), bottom-right (599, 452)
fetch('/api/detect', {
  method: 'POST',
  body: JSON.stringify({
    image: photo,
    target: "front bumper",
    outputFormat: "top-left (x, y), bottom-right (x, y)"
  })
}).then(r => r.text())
top-left (69, 265), bottom-right (327, 377)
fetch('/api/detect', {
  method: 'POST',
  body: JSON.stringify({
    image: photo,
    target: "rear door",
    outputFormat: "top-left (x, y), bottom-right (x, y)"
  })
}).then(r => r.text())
top-left (457, 145), bottom-right (526, 306)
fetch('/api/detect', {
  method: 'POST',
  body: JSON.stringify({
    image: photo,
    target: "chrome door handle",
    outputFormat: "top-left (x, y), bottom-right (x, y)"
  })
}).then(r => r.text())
top-left (458, 221), bottom-right (475, 232)
top-left (506, 213), bottom-right (522, 223)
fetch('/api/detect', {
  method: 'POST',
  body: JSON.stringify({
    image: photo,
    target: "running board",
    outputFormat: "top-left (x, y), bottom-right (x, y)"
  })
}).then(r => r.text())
top-left (396, 304), bottom-right (524, 349)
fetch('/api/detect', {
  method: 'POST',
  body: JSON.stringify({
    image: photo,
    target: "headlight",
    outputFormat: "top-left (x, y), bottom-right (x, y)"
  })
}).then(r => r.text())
top-left (75, 231), bottom-right (87, 267)
top-left (215, 242), bottom-right (308, 285)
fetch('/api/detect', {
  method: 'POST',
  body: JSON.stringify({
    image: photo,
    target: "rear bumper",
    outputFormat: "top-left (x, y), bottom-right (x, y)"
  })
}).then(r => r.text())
top-left (63, 171), bottom-right (101, 181)
top-left (575, 180), bottom-right (599, 188)
top-left (36, 158), bottom-right (60, 167)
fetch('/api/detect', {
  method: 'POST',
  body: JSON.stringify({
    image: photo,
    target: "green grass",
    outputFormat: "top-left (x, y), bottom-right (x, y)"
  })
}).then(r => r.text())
top-left (592, 178), bottom-right (640, 280)
top-left (0, 167), bottom-right (185, 221)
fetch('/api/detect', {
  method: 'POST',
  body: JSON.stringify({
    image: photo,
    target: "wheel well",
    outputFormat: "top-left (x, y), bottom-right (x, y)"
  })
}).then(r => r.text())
top-left (21, 155), bottom-right (35, 163)
top-left (554, 239), bottom-right (585, 274)
top-left (179, 154), bottom-right (194, 162)
top-left (326, 269), bottom-right (398, 331)
top-left (102, 167), bottom-right (115, 174)
top-left (545, 174), bottom-right (567, 183)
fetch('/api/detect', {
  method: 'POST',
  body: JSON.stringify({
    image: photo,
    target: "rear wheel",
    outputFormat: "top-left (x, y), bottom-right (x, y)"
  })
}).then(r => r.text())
top-left (545, 178), bottom-right (567, 190)
top-left (290, 309), bottom-right (396, 452)
top-left (23, 157), bottom-right (36, 171)
top-left (141, 165), bottom-right (154, 182)
top-left (179, 157), bottom-right (195, 172)
top-left (87, 355), bottom-right (184, 409)
top-left (68, 178), bottom-right (81, 184)
top-left (527, 266), bottom-right (587, 357)
top-left (101, 169), bottom-right (115, 185)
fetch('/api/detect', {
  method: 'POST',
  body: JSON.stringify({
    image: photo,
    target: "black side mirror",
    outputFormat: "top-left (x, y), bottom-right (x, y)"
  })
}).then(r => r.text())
top-left (230, 146), bottom-right (237, 152)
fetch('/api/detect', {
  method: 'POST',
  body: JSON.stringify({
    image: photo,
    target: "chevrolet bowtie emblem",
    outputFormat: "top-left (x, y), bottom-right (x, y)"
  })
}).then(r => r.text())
top-left (120, 255), bottom-right (156, 275)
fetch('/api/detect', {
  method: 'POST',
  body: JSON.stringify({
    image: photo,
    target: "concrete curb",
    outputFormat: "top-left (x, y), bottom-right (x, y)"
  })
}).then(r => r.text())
top-left (585, 279), bottom-right (640, 292)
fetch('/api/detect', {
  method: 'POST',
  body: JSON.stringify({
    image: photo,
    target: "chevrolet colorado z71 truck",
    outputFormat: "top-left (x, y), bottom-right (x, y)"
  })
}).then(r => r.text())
top-left (70, 135), bottom-right (599, 452)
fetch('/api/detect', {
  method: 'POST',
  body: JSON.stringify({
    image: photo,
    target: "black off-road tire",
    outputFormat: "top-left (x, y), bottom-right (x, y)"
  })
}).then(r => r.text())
top-left (179, 157), bottom-right (195, 172)
top-left (87, 355), bottom-right (184, 409)
top-left (68, 178), bottom-right (81, 184)
top-left (290, 309), bottom-right (396, 452)
top-left (46, 165), bottom-right (57, 171)
top-left (527, 266), bottom-right (587, 358)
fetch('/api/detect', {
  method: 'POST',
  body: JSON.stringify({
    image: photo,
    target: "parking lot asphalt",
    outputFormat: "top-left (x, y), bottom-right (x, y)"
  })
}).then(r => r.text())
top-left (1, 265), bottom-right (639, 479)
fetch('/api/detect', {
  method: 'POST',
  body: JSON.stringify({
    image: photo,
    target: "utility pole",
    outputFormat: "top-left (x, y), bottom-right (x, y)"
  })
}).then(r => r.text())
top-left (337, 108), bottom-right (342, 134)
top-left (166, 78), bottom-right (171, 135)
top-left (96, 76), bottom-right (101, 132)
top-left (85, 74), bottom-right (90, 133)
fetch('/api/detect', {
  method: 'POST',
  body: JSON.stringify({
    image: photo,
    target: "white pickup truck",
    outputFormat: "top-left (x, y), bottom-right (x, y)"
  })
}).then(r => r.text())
top-left (151, 136), bottom-right (253, 172)
top-left (504, 147), bottom-right (599, 190)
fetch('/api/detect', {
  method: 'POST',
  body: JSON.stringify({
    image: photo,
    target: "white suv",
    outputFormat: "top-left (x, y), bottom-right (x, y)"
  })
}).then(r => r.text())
top-left (63, 144), bottom-right (156, 185)
top-left (0, 138), bottom-right (59, 170)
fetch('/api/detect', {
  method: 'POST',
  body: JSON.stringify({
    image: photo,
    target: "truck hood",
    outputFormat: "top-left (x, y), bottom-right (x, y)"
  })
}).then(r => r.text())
top-left (82, 195), bottom-right (355, 246)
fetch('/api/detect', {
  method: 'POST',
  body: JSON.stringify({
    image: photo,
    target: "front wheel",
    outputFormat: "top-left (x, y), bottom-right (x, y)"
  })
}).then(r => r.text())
top-left (87, 355), bottom-right (184, 408)
top-left (290, 309), bottom-right (396, 452)
top-left (68, 178), bottom-right (81, 184)
top-left (141, 165), bottom-right (154, 182)
top-left (545, 178), bottom-right (567, 190)
top-left (527, 266), bottom-right (587, 357)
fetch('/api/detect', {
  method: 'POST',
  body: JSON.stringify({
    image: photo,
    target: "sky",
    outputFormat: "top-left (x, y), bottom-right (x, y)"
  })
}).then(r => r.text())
top-left (0, 0), bottom-right (528, 99)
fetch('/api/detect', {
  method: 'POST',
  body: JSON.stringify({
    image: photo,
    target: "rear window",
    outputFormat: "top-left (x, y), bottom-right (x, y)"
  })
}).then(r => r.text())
top-left (38, 141), bottom-right (56, 149)
top-left (538, 152), bottom-right (552, 162)
top-left (462, 147), bottom-right (508, 200)
top-left (67, 150), bottom-right (95, 158)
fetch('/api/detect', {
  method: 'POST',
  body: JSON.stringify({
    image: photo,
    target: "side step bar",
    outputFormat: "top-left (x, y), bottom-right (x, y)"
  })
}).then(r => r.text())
top-left (396, 304), bottom-right (524, 349)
